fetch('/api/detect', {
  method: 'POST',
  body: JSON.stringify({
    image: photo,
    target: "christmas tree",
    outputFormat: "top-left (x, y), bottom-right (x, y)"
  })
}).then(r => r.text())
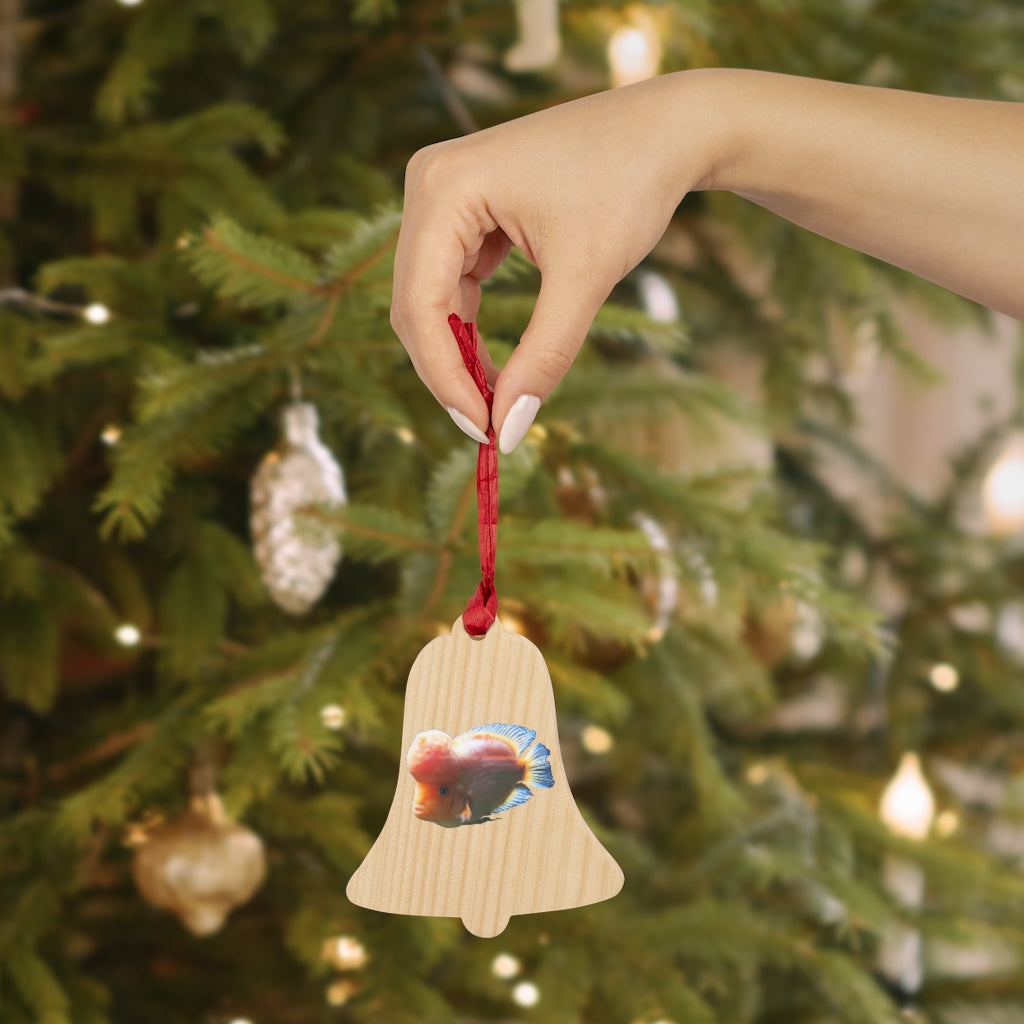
top-left (3, 1), bottom-right (1024, 1021)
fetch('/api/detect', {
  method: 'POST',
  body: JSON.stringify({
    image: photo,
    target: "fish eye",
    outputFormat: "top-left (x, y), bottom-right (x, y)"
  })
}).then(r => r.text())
top-left (438, 786), bottom-right (449, 796)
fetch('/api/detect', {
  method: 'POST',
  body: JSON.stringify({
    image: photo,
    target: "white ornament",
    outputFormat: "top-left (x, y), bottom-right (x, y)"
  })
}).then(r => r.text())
top-left (504, 0), bottom-right (560, 72)
top-left (876, 752), bottom-right (935, 994)
top-left (251, 401), bottom-right (346, 615)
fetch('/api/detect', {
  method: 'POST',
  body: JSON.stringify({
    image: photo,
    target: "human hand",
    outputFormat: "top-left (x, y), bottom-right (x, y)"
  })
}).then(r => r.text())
top-left (393, 66), bottom-right (1024, 451)
top-left (390, 72), bottom-right (719, 452)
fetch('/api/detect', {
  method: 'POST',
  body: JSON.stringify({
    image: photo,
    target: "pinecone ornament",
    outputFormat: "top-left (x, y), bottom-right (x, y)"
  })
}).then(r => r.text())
top-left (132, 793), bottom-right (266, 936)
top-left (250, 401), bottom-right (346, 615)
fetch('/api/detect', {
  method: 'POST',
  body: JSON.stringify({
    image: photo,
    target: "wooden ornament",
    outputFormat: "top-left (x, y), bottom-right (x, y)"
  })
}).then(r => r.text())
top-left (346, 616), bottom-right (624, 937)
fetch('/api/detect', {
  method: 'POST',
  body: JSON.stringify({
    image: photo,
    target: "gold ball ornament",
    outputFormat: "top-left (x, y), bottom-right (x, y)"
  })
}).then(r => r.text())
top-left (132, 794), bottom-right (266, 936)
top-left (250, 401), bottom-right (347, 615)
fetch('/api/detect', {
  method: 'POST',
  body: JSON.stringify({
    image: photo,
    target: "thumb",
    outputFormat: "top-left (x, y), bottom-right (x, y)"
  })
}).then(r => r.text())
top-left (492, 271), bottom-right (608, 454)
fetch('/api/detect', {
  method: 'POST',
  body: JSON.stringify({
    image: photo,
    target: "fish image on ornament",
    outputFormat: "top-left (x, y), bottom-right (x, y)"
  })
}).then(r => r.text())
top-left (407, 722), bottom-right (555, 827)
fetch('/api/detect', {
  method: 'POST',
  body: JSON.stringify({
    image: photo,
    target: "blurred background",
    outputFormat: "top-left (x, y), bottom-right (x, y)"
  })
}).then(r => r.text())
top-left (2, 1), bottom-right (1024, 1022)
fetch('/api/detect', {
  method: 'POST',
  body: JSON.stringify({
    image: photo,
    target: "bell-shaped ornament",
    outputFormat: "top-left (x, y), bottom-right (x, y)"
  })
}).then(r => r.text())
top-left (347, 616), bottom-right (624, 938)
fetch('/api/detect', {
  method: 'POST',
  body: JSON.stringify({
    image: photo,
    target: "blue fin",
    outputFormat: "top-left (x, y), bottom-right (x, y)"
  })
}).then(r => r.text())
top-left (525, 742), bottom-right (554, 789)
top-left (491, 783), bottom-right (533, 814)
top-left (465, 722), bottom-right (536, 756)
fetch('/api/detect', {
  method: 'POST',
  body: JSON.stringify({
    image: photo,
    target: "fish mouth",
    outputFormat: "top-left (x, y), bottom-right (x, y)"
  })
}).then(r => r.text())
top-left (412, 803), bottom-right (429, 819)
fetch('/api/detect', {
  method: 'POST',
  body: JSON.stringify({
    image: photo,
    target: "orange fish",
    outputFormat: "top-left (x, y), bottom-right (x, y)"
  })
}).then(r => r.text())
top-left (407, 723), bottom-right (554, 827)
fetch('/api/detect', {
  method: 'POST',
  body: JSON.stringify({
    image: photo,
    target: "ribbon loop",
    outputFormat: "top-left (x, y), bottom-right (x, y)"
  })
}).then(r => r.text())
top-left (448, 314), bottom-right (498, 636)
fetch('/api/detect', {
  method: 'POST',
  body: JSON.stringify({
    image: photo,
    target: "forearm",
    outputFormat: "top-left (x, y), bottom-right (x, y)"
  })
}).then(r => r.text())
top-left (690, 69), bottom-right (1024, 317)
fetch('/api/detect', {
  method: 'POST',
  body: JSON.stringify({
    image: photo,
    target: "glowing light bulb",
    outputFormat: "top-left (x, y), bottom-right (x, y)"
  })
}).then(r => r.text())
top-left (928, 663), bottom-right (959, 692)
top-left (984, 437), bottom-right (1024, 535)
top-left (394, 427), bottom-right (415, 445)
top-left (608, 25), bottom-right (661, 87)
top-left (512, 981), bottom-right (540, 1007)
top-left (746, 763), bottom-right (769, 786)
top-left (327, 935), bottom-right (368, 970)
top-left (491, 953), bottom-right (521, 979)
top-left (114, 623), bottom-right (141, 647)
top-left (935, 809), bottom-right (960, 837)
top-left (581, 724), bottom-right (614, 755)
top-left (83, 302), bottom-right (111, 324)
top-left (879, 753), bottom-right (935, 840)
top-left (100, 423), bottom-right (122, 445)
top-left (499, 614), bottom-right (525, 635)
top-left (320, 704), bottom-right (346, 730)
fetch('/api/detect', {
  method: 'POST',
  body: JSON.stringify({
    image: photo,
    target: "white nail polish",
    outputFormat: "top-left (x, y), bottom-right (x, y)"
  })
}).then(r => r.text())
top-left (446, 407), bottom-right (490, 445)
top-left (498, 394), bottom-right (541, 455)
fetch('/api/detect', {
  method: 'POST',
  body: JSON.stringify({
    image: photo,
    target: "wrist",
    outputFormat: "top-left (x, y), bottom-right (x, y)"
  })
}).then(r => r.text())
top-left (672, 67), bottom-right (757, 195)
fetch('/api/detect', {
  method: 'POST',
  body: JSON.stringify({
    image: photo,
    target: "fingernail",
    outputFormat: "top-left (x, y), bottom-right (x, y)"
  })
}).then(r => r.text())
top-left (498, 394), bottom-right (541, 455)
top-left (446, 406), bottom-right (490, 445)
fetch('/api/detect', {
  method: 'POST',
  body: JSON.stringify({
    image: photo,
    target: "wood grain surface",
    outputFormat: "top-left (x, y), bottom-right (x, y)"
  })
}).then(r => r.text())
top-left (346, 617), bottom-right (624, 937)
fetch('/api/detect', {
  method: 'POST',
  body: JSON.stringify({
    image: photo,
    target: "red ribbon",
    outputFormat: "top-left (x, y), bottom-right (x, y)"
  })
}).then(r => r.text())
top-left (448, 313), bottom-right (498, 636)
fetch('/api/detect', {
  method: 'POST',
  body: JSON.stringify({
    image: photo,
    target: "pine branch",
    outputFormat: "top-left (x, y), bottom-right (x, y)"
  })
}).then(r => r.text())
top-left (320, 205), bottom-right (401, 287)
top-left (303, 502), bottom-right (434, 560)
top-left (4, 948), bottom-right (71, 1024)
top-left (186, 214), bottom-right (320, 306)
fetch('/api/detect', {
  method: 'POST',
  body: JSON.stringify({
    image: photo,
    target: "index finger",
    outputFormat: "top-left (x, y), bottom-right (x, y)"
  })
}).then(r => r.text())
top-left (390, 156), bottom-right (497, 440)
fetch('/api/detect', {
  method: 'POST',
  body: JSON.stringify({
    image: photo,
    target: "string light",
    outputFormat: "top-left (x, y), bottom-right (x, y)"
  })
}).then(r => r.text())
top-left (394, 427), bottom-right (415, 445)
top-left (928, 663), bottom-right (960, 692)
top-left (320, 704), bottom-right (347, 730)
top-left (879, 752), bottom-right (935, 841)
top-left (100, 423), bottom-right (122, 445)
top-left (983, 435), bottom-right (1024, 536)
top-left (117, 0), bottom-right (145, 6)
top-left (511, 981), bottom-right (540, 1007)
top-left (490, 952), bottom-right (521, 979)
top-left (746, 763), bottom-right (769, 786)
top-left (608, 11), bottom-right (661, 88)
top-left (83, 302), bottom-right (111, 324)
top-left (114, 623), bottom-right (142, 647)
top-left (935, 809), bottom-right (960, 837)
top-left (581, 724), bottom-right (614, 755)
top-left (499, 613), bottom-right (525, 635)
top-left (325, 935), bottom-right (368, 970)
